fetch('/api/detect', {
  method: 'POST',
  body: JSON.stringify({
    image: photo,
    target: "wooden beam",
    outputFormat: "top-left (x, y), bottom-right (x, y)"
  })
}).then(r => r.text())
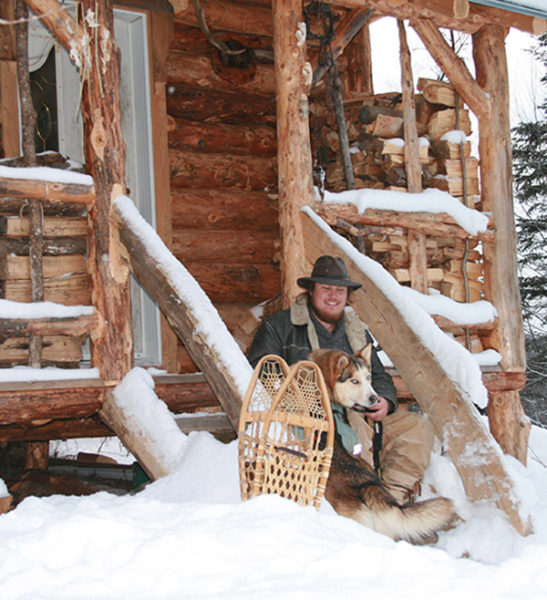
top-left (0, 410), bottom-right (235, 443)
top-left (390, 369), bottom-right (526, 399)
top-left (0, 313), bottom-right (97, 337)
top-left (23, 0), bottom-right (85, 53)
top-left (0, 177), bottom-right (95, 206)
top-left (273, 0), bottom-right (314, 307)
top-left (173, 0), bottom-right (545, 36)
top-left (168, 118), bottom-right (277, 157)
top-left (0, 374), bottom-right (220, 431)
top-left (166, 48), bottom-right (275, 97)
top-left (312, 8), bottom-right (375, 84)
top-left (111, 200), bottom-right (245, 429)
top-left (171, 188), bottom-right (278, 231)
top-left (0, 387), bottom-right (104, 425)
top-left (301, 208), bottom-right (530, 535)
top-left (99, 389), bottom-right (169, 480)
top-left (332, 0), bottom-right (544, 35)
top-left (314, 202), bottom-right (494, 242)
top-left (411, 18), bottom-right (490, 121)
top-left (166, 84), bottom-right (276, 126)
top-left (172, 0), bottom-right (273, 36)
top-left (169, 148), bottom-right (277, 190)
top-left (80, 0), bottom-right (133, 385)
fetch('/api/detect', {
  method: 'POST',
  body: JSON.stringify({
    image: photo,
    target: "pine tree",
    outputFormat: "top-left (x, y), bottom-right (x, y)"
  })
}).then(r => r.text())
top-left (511, 33), bottom-right (547, 423)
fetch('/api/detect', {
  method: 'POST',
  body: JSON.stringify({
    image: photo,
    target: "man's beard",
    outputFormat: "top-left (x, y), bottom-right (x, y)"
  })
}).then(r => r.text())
top-left (310, 304), bottom-right (344, 325)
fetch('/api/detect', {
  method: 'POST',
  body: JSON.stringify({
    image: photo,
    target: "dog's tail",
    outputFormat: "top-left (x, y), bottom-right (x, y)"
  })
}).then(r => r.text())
top-left (356, 493), bottom-right (455, 544)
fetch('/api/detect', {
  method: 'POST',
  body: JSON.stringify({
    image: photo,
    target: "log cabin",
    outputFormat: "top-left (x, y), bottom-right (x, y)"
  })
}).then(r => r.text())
top-left (0, 0), bottom-right (545, 531)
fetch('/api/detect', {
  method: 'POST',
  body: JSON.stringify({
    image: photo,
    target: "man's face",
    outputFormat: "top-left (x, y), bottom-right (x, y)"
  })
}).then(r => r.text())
top-left (309, 283), bottom-right (348, 324)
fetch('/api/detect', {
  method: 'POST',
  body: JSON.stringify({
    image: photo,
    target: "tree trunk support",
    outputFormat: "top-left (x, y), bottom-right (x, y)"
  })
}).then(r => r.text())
top-left (473, 25), bottom-right (529, 463)
top-left (79, 0), bottom-right (133, 384)
top-left (273, 0), bottom-right (315, 307)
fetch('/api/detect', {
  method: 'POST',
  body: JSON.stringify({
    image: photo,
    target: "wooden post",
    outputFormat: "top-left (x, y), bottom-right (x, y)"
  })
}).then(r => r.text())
top-left (149, 7), bottom-right (177, 372)
top-left (473, 25), bottom-right (529, 463)
top-left (398, 19), bottom-right (427, 294)
top-left (346, 21), bottom-right (374, 95)
top-left (273, 0), bottom-right (315, 307)
top-left (15, 0), bottom-right (45, 369)
top-left (79, 0), bottom-right (133, 384)
top-left (328, 60), bottom-right (355, 190)
top-left (0, 0), bottom-right (20, 157)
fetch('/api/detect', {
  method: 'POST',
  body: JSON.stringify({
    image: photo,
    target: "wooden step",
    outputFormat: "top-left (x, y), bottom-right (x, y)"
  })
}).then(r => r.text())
top-left (0, 176), bottom-right (95, 206)
top-left (0, 255), bottom-right (87, 280)
top-left (0, 312), bottom-right (97, 337)
top-left (3, 215), bottom-right (87, 238)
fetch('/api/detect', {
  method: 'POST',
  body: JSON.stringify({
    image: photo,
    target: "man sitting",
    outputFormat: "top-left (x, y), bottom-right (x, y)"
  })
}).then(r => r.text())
top-left (247, 255), bottom-right (435, 504)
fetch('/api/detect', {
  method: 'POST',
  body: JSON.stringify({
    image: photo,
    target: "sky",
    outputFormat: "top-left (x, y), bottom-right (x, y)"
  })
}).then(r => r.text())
top-left (369, 18), bottom-right (545, 125)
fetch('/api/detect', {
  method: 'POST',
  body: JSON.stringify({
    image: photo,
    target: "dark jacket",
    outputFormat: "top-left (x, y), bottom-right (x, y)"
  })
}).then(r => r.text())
top-left (247, 294), bottom-right (398, 410)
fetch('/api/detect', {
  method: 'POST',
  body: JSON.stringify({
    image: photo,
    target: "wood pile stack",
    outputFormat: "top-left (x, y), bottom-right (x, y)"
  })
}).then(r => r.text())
top-left (312, 78), bottom-right (479, 207)
top-left (0, 155), bottom-right (92, 367)
top-left (311, 79), bottom-right (488, 353)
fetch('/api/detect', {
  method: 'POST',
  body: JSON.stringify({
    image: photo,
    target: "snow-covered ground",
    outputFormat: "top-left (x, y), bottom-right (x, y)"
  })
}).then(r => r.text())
top-left (0, 422), bottom-right (546, 600)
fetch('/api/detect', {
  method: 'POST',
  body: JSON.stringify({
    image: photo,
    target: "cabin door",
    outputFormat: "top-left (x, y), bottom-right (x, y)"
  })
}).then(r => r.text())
top-left (29, 7), bottom-right (162, 367)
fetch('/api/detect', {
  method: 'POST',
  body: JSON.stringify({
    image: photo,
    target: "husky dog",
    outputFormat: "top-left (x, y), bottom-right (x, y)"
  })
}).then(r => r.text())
top-left (310, 345), bottom-right (454, 544)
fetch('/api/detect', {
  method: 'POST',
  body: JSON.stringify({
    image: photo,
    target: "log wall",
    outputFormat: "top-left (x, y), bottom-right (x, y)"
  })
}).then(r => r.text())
top-left (166, 11), bottom-right (280, 370)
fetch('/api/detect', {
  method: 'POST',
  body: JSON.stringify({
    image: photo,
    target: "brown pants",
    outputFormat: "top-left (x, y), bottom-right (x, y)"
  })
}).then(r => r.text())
top-left (347, 408), bottom-right (435, 504)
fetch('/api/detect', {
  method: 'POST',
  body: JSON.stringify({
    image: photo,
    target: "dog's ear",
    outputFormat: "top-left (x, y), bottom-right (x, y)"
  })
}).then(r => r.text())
top-left (334, 353), bottom-right (350, 378)
top-left (357, 343), bottom-right (373, 364)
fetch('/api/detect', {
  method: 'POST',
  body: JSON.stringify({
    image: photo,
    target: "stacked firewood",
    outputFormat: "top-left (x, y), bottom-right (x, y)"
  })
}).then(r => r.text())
top-left (312, 80), bottom-right (487, 351)
top-left (312, 78), bottom-right (479, 207)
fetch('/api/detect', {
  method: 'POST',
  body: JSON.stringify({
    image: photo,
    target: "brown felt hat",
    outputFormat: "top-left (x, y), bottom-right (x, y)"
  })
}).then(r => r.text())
top-left (297, 255), bottom-right (362, 291)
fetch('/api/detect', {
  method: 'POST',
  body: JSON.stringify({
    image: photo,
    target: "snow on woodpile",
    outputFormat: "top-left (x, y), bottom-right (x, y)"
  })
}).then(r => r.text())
top-left (318, 186), bottom-right (489, 236)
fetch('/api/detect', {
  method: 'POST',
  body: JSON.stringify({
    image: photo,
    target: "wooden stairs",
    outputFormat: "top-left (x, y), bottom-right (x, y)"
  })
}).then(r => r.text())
top-left (0, 166), bottom-right (531, 535)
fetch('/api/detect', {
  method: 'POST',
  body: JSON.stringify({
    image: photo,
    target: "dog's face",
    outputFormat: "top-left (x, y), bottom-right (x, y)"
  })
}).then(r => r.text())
top-left (310, 345), bottom-right (378, 413)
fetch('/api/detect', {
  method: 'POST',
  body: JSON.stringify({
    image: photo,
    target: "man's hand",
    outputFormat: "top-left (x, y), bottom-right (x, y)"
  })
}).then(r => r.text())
top-left (365, 396), bottom-right (389, 421)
